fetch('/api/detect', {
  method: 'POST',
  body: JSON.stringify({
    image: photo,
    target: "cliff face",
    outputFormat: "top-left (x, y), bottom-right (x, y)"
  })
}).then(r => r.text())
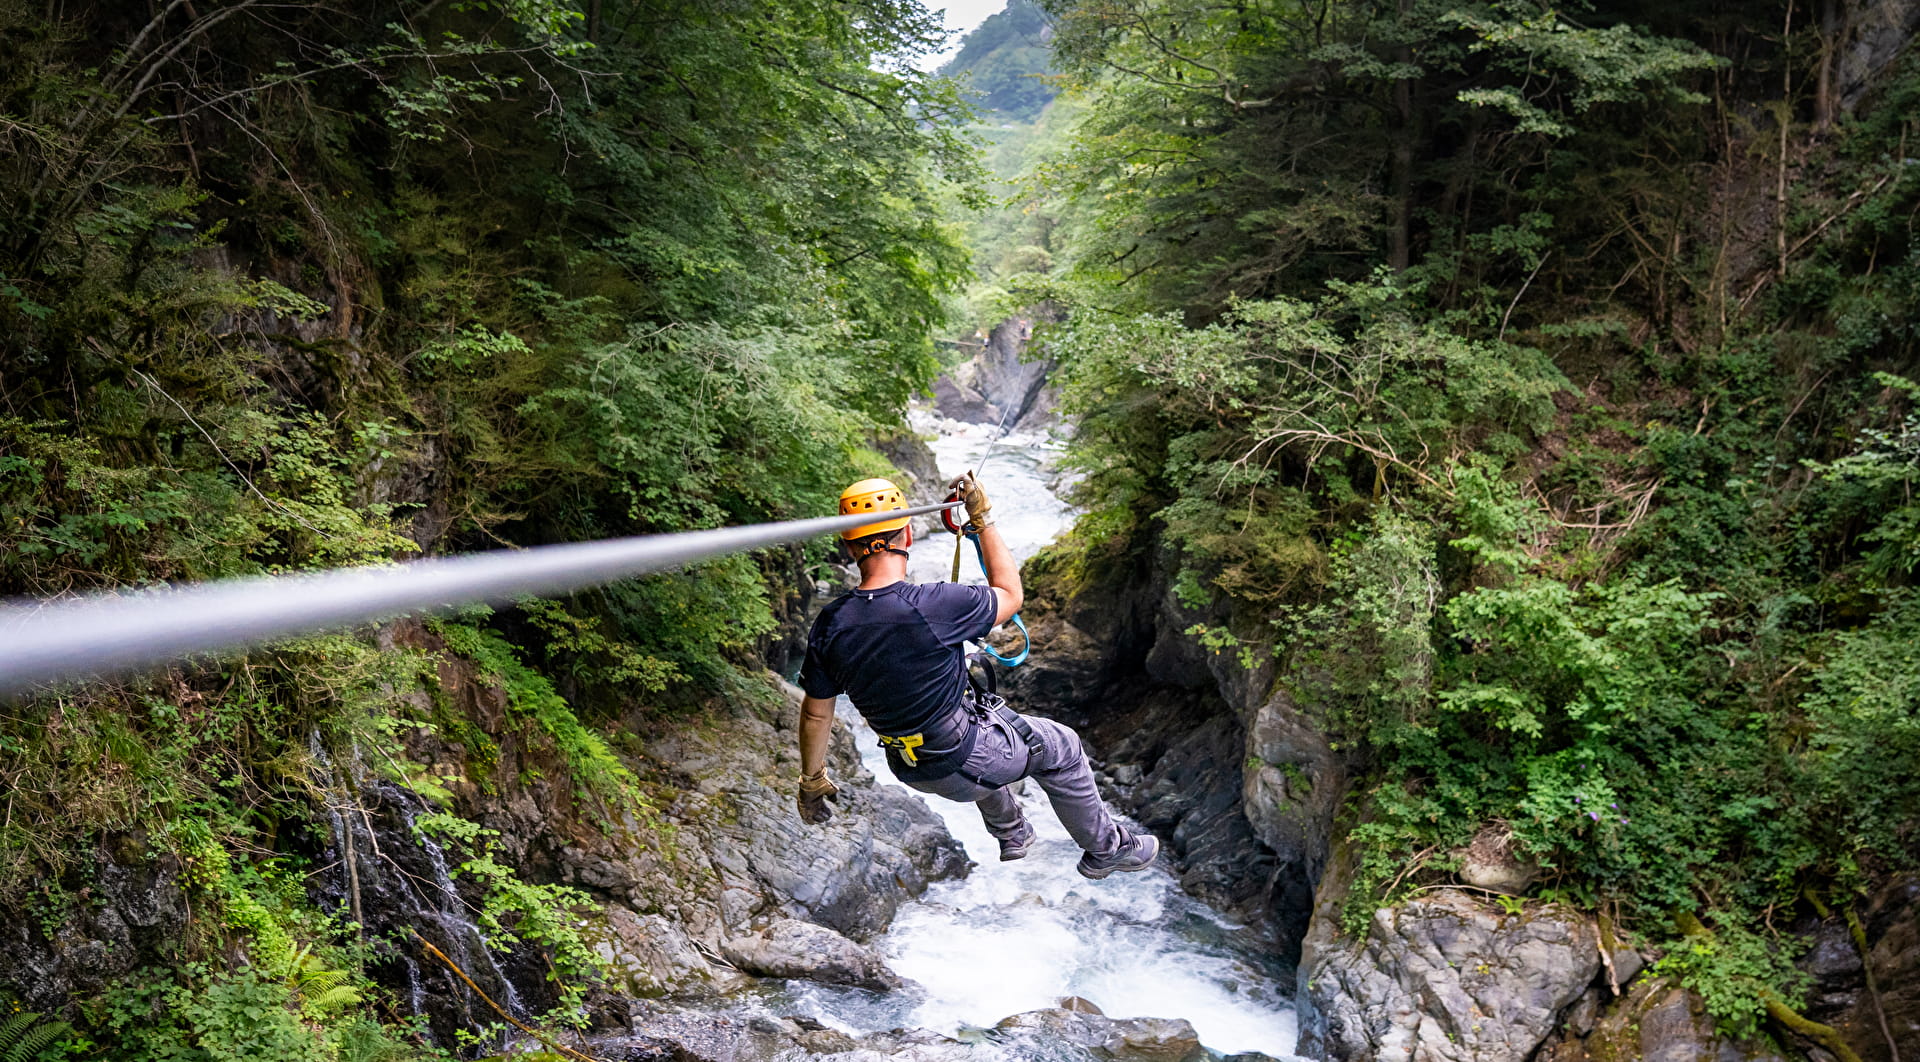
top-left (1002, 542), bottom-right (1339, 961)
top-left (933, 313), bottom-right (1060, 430)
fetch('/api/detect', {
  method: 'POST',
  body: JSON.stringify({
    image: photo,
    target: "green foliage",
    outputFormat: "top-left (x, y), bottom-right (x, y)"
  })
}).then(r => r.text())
top-left (1815, 374), bottom-right (1920, 579)
top-left (1026, 12), bottom-right (1920, 1031)
top-left (938, 0), bottom-right (1058, 120)
top-left (1298, 511), bottom-right (1439, 745)
top-left (1048, 276), bottom-right (1568, 571)
top-left (0, 0), bottom-right (979, 1053)
top-left (431, 623), bottom-right (644, 813)
top-left (96, 967), bottom-right (330, 1062)
top-left (1653, 920), bottom-right (1811, 1040)
top-left (1040, 0), bottom-right (1721, 310)
top-left (1447, 5), bottom-right (1718, 137)
top-left (1800, 591), bottom-right (1920, 859)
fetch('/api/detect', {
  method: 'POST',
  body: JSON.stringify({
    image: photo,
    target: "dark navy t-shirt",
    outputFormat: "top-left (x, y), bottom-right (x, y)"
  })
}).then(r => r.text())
top-left (799, 581), bottom-right (999, 777)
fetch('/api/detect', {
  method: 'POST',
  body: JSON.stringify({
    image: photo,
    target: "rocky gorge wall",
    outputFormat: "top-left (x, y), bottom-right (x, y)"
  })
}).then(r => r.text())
top-left (1011, 531), bottom-right (1920, 1062)
top-left (934, 313), bottom-right (1061, 431)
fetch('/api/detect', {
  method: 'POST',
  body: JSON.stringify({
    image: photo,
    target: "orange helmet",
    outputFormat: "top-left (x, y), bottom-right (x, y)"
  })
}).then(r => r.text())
top-left (838, 478), bottom-right (909, 540)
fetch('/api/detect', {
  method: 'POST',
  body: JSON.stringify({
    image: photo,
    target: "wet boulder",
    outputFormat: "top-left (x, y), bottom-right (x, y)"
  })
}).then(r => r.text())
top-left (994, 1007), bottom-right (1207, 1062)
top-left (1297, 887), bottom-right (1601, 1062)
top-left (721, 918), bottom-right (906, 990)
top-left (604, 1004), bottom-right (972, 1062)
top-left (588, 906), bottom-right (749, 999)
top-left (587, 677), bottom-right (969, 946)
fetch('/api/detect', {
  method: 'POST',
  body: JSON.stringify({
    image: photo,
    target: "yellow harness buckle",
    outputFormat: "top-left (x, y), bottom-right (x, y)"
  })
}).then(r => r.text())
top-left (876, 732), bottom-right (925, 766)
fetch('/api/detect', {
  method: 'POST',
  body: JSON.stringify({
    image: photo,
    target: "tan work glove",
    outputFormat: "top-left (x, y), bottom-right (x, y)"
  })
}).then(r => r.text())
top-left (947, 471), bottom-right (993, 532)
top-left (797, 769), bottom-right (839, 825)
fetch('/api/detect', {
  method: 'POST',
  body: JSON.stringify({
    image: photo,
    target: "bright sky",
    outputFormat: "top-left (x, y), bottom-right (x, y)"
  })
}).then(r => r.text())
top-left (916, 0), bottom-right (1008, 72)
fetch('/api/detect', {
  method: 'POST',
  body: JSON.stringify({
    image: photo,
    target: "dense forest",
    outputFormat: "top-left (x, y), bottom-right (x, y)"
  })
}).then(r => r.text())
top-left (0, 1), bottom-right (974, 1057)
top-left (1020, 0), bottom-right (1920, 1049)
top-left (0, 0), bottom-right (1917, 1058)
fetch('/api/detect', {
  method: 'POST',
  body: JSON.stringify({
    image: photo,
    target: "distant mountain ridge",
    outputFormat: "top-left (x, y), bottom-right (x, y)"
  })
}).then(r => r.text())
top-left (936, 0), bottom-right (1056, 121)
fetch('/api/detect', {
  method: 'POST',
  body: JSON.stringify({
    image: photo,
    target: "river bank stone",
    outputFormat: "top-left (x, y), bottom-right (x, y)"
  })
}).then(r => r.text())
top-left (721, 918), bottom-right (906, 990)
top-left (606, 1001), bottom-right (1214, 1062)
top-left (993, 1008), bottom-right (1206, 1061)
top-left (330, 628), bottom-right (970, 1026)
top-left (1296, 887), bottom-right (1601, 1061)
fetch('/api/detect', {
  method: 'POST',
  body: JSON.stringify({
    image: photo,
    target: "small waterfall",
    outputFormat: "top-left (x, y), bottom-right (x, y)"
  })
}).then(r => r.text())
top-left (307, 735), bottom-right (531, 1056)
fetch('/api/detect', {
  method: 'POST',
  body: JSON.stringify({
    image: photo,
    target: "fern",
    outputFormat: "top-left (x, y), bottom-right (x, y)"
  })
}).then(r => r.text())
top-left (0, 1012), bottom-right (73, 1062)
top-left (285, 947), bottom-right (364, 1020)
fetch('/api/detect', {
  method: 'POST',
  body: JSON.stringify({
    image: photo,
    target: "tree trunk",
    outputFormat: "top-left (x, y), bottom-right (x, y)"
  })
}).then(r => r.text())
top-left (1388, 0), bottom-right (1415, 272)
top-left (1813, 0), bottom-right (1839, 133)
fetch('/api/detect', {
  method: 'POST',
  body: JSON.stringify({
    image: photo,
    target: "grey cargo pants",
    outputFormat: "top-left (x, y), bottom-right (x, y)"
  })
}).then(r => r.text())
top-left (899, 708), bottom-right (1126, 860)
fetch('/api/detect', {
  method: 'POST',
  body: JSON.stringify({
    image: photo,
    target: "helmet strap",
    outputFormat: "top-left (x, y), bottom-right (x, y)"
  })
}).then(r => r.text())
top-left (845, 527), bottom-right (911, 562)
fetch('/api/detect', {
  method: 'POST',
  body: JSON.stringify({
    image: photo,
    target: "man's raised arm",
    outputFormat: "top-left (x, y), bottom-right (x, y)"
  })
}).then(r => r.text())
top-left (950, 472), bottom-right (1022, 625)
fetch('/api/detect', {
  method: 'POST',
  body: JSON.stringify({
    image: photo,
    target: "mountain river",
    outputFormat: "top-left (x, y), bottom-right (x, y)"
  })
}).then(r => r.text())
top-left (751, 416), bottom-right (1303, 1059)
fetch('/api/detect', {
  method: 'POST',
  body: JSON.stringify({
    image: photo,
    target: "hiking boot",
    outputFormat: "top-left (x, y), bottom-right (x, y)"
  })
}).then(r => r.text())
top-left (1076, 830), bottom-right (1159, 880)
top-left (998, 824), bottom-right (1037, 862)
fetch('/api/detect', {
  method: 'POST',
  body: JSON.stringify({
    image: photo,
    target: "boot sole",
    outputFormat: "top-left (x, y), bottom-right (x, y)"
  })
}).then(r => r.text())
top-left (1076, 835), bottom-right (1159, 880)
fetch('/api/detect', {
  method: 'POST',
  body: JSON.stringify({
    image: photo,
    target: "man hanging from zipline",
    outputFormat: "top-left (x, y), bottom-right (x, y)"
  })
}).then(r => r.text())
top-left (793, 474), bottom-right (1158, 880)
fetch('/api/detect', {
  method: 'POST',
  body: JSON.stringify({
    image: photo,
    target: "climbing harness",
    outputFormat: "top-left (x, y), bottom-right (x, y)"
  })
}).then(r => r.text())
top-left (0, 498), bottom-right (964, 698)
top-left (952, 653), bottom-right (1046, 788)
top-left (869, 658), bottom-right (1043, 784)
top-left (875, 731), bottom-right (927, 766)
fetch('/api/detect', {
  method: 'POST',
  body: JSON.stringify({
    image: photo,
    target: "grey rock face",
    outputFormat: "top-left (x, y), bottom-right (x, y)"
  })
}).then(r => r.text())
top-left (337, 635), bottom-right (969, 1036)
top-left (1000, 612), bottom-right (1119, 720)
top-left (0, 841), bottom-right (191, 1014)
top-left (590, 906), bottom-right (753, 999)
top-left (1835, 0), bottom-right (1920, 109)
top-left (720, 917), bottom-right (905, 990)
top-left (604, 1002), bottom-right (1204, 1062)
top-left (1815, 873), bottom-right (1920, 1060)
top-left (933, 314), bottom-right (1058, 429)
top-left (931, 371), bottom-right (997, 424)
top-left (1297, 889), bottom-right (1601, 1062)
top-left (628, 680), bottom-right (969, 944)
top-left (1002, 556), bottom-right (1307, 950)
top-left (994, 1007), bottom-right (1207, 1062)
top-left (1241, 685), bottom-right (1341, 950)
top-left (1096, 690), bottom-right (1282, 935)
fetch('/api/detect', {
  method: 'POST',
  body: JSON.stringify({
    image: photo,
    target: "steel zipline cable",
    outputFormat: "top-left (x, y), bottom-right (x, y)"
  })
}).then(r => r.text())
top-left (0, 500), bottom-right (964, 699)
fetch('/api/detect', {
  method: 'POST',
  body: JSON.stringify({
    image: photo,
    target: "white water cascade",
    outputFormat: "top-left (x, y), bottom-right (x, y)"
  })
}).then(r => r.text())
top-left (764, 416), bottom-right (1303, 1059)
